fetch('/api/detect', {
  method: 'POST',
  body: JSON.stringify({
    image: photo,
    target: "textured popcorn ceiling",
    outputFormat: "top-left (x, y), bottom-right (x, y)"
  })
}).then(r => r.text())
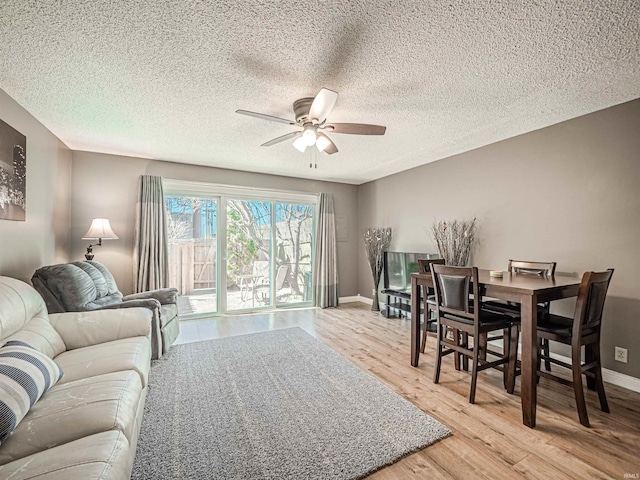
top-left (0, 1), bottom-right (639, 184)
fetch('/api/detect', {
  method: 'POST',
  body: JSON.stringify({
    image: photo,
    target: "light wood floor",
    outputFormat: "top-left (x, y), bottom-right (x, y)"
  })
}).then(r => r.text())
top-left (175, 303), bottom-right (640, 479)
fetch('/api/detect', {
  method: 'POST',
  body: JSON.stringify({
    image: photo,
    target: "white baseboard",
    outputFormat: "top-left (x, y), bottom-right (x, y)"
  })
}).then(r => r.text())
top-left (549, 352), bottom-right (640, 393)
top-left (339, 295), bottom-right (373, 305)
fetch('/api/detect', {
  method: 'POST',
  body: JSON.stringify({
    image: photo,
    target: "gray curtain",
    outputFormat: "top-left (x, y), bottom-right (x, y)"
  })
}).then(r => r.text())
top-left (313, 193), bottom-right (339, 307)
top-left (133, 175), bottom-right (169, 292)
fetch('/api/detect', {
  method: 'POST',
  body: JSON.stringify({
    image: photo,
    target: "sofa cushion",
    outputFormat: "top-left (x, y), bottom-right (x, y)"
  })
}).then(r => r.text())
top-left (0, 344), bottom-right (63, 443)
top-left (54, 337), bottom-right (151, 387)
top-left (2, 317), bottom-right (66, 359)
top-left (0, 371), bottom-right (142, 464)
top-left (0, 430), bottom-right (132, 479)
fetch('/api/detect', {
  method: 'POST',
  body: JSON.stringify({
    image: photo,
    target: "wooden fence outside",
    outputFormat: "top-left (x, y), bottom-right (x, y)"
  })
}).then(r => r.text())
top-left (168, 239), bottom-right (216, 295)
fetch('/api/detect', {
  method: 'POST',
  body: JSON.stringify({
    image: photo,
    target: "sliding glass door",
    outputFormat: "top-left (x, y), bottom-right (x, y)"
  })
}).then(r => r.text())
top-left (274, 203), bottom-right (314, 306)
top-left (165, 181), bottom-right (316, 317)
top-left (165, 194), bottom-right (218, 317)
top-left (226, 199), bottom-right (272, 311)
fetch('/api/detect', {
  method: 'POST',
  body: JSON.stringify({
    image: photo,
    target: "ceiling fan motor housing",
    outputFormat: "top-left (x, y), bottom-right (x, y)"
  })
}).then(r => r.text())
top-left (293, 97), bottom-right (315, 125)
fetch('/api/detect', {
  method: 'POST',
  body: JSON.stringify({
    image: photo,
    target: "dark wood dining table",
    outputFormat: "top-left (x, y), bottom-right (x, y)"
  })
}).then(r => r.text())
top-left (410, 269), bottom-right (582, 428)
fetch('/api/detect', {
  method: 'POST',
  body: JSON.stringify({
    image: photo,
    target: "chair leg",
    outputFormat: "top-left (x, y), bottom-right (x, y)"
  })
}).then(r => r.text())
top-left (584, 342), bottom-right (597, 391)
top-left (479, 333), bottom-right (488, 362)
top-left (453, 328), bottom-right (461, 371)
top-left (469, 334), bottom-right (480, 404)
top-left (571, 344), bottom-right (590, 427)
top-left (420, 319), bottom-right (428, 353)
top-left (536, 339), bottom-right (543, 385)
top-left (420, 302), bottom-right (429, 353)
top-left (589, 342), bottom-right (610, 413)
top-left (461, 332), bottom-right (469, 371)
top-left (433, 322), bottom-right (443, 384)
top-left (505, 325), bottom-right (518, 394)
top-left (542, 339), bottom-right (551, 371)
top-left (502, 328), bottom-right (509, 390)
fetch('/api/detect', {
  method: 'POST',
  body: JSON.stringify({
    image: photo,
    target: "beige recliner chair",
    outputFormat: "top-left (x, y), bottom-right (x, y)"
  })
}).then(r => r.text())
top-left (31, 261), bottom-right (179, 359)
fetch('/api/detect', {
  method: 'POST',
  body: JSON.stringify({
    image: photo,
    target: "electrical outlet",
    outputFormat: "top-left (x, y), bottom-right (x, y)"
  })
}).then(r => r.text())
top-left (615, 346), bottom-right (628, 363)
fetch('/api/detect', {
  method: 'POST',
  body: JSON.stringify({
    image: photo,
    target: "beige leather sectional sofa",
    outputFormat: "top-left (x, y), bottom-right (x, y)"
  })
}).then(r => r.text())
top-left (0, 276), bottom-right (153, 479)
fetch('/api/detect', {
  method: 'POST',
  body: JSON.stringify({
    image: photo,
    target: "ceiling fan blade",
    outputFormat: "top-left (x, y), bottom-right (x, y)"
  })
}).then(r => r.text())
top-left (326, 123), bottom-right (386, 135)
top-left (308, 88), bottom-right (338, 124)
top-left (316, 132), bottom-right (338, 155)
top-left (236, 110), bottom-right (295, 125)
top-left (261, 131), bottom-right (300, 147)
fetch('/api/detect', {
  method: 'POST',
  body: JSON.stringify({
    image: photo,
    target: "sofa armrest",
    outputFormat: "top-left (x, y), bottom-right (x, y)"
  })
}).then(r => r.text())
top-left (99, 299), bottom-right (162, 359)
top-left (101, 298), bottom-right (161, 311)
top-left (49, 308), bottom-right (152, 350)
top-left (123, 288), bottom-right (178, 305)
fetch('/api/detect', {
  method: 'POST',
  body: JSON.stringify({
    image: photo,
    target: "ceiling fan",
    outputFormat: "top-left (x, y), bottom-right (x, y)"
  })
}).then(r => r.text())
top-left (236, 88), bottom-right (386, 155)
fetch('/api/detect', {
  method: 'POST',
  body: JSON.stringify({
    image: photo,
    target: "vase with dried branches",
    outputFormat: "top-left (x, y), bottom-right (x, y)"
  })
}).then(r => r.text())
top-left (429, 217), bottom-right (477, 266)
top-left (363, 227), bottom-right (392, 311)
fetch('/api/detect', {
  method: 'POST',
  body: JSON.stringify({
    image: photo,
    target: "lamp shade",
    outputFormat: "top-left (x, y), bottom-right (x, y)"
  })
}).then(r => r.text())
top-left (315, 135), bottom-right (331, 152)
top-left (82, 218), bottom-right (119, 240)
top-left (292, 136), bottom-right (308, 152)
top-left (302, 126), bottom-right (317, 146)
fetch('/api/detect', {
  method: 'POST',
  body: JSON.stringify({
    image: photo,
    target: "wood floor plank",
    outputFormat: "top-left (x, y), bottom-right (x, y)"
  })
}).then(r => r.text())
top-left (512, 453), bottom-right (590, 480)
top-left (175, 303), bottom-right (640, 479)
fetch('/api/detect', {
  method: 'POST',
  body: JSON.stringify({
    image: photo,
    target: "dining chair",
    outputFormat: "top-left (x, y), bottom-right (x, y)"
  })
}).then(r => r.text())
top-left (536, 269), bottom-right (614, 427)
top-left (417, 258), bottom-right (445, 353)
top-left (483, 260), bottom-right (557, 371)
top-left (430, 264), bottom-right (518, 403)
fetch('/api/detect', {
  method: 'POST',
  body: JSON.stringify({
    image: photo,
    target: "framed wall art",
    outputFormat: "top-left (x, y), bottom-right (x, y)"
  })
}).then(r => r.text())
top-left (0, 118), bottom-right (26, 221)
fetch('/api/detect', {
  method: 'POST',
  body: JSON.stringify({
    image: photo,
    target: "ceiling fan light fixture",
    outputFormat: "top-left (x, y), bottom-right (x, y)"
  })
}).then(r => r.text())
top-left (293, 136), bottom-right (308, 152)
top-left (302, 126), bottom-right (317, 146)
top-left (237, 88), bottom-right (386, 156)
top-left (316, 135), bottom-right (331, 152)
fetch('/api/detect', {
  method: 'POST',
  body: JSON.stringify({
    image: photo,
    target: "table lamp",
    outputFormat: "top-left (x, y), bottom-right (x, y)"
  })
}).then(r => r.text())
top-left (82, 218), bottom-right (118, 260)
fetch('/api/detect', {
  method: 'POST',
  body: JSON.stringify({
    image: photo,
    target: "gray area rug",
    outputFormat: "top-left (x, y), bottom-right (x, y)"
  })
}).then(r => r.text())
top-left (132, 327), bottom-right (451, 479)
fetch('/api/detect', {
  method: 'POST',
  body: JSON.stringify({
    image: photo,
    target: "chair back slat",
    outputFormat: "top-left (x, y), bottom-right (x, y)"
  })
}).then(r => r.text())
top-left (573, 269), bottom-right (614, 335)
top-left (508, 260), bottom-right (556, 276)
top-left (417, 258), bottom-right (445, 274)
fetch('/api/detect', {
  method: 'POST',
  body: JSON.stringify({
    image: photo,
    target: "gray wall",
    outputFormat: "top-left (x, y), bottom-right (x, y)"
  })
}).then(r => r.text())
top-left (0, 89), bottom-right (71, 282)
top-left (70, 151), bottom-right (359, 297)
top-left (357, 98), bottom-right (640, 378)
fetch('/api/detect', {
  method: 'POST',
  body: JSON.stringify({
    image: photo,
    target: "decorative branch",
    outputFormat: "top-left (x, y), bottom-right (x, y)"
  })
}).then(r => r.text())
top-left (363, 227), bottom-right (392, 310)
top-left (429, 217), bottom-right (477, 266)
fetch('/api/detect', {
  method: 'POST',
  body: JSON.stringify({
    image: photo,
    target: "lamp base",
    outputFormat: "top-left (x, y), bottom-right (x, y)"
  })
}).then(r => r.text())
top-left (84, 253), bottom-right (94, 261)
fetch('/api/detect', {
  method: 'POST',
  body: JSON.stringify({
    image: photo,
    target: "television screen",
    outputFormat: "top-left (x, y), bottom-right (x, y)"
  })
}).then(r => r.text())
top-left (383, 252), bottom-right (439, 293)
